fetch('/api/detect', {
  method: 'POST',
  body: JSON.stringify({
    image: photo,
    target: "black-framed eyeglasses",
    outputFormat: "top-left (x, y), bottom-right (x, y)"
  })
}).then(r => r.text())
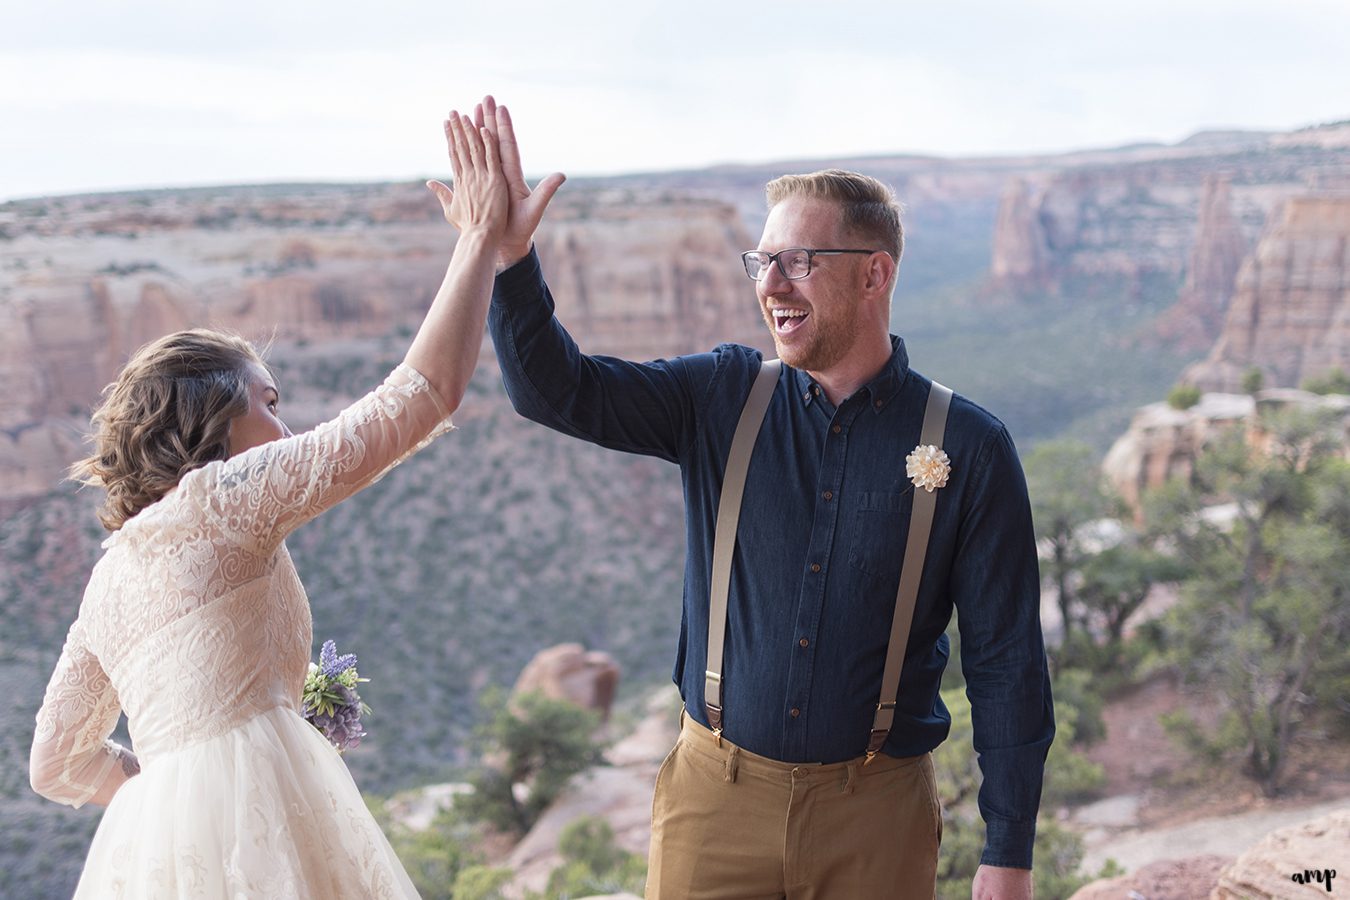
top-left (741, 248), bottom-right (878, 281)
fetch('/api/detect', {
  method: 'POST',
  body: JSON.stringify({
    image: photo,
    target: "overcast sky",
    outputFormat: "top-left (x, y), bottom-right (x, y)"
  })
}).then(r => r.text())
top-left (3, 0), bottom-right (1347, 202)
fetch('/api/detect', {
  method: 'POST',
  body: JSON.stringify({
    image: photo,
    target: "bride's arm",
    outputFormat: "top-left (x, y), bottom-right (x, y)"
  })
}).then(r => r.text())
top-left (30, 620), bottom-right (139, 808)
top-left (406, 102), bottom-right (507, 411)
top-left (199, 102), bottom-right (509, 551)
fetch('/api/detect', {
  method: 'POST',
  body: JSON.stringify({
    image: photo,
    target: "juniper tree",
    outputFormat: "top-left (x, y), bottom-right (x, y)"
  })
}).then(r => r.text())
top-left (1149, 409), bottom-right (1350, 795)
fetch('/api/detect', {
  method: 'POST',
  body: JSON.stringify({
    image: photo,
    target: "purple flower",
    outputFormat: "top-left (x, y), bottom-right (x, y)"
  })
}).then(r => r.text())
top-left (319, 639), bottom-right (358, 678)
top-left (309, 685), bottom-right (366, 751)
top-left (304, 640), bottom-right (370, 753)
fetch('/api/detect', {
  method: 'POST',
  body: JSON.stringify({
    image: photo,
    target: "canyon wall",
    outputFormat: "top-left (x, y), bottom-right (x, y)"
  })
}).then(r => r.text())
top-left (1150, 175), bottom-right (1251, 349)
top-left (7, 123), bottom-right (1350, 505)
top-left (0, 184), bottom-right (766, 503)
top-left (1184, 195), bottom-right (1350, 392)
top-left (985, 124), bottom-right (1350, 308)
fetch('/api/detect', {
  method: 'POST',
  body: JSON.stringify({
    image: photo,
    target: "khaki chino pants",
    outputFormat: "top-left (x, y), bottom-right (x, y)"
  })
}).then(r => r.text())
top-left (646, 715), bottom-right (942, 900)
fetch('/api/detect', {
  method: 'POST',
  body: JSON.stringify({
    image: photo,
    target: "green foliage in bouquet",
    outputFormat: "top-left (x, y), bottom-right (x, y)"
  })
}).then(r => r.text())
top-left (302, 640), bottom-right (371, 752)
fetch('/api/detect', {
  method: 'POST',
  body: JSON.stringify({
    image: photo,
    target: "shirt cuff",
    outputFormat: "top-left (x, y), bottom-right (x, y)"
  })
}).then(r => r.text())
top-left (980, 817), bottom-right (1037, 869)
top-left (493, 245), bottom-right (543, 305)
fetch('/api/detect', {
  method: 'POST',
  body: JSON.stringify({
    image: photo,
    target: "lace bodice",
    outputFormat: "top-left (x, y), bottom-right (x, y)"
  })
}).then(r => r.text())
top-left (31, 364), bottom-right (452, 808)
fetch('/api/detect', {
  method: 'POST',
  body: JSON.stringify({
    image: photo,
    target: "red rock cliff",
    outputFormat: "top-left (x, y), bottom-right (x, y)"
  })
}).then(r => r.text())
top-left (0, 185), bottom-right (766, 503)
top-left (1152, 175), bottom-right (1250, 349)
top-left (1184, 195), bottom-right (1350, 391)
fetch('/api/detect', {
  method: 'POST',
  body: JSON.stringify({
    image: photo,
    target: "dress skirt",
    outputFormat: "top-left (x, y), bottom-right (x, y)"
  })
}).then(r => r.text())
top-left (74, 707), bottom-right (419, 899)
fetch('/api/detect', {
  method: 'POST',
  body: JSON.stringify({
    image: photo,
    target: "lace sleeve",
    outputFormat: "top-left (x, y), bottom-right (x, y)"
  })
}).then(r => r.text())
top-left (200, 363), bottom-right (454, 552)
top-left (30, 619), bottom-right (136, 808)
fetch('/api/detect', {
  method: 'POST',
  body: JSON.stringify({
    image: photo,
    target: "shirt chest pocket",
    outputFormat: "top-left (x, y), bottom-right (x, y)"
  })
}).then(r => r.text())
top-left (845, 490), bottom-right (912, 583)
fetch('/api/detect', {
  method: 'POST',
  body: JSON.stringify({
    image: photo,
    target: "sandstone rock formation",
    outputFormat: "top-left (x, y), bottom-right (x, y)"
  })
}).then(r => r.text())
top-left (1154, 175), bottom-right (1250, 349)
top-left (0, 184), bottom-right (767, 504)
top-left (533, 192), bottom-right (763, 361)
top-left (1069, 855), bottom-right (1234, 900)
top-left (1186, 196), bottom-right (1350, 392)
top-left (988, 178), bottom-right (1052, 296)
top-left (1102, 393), bottom-right (1253, 511)
top-left (1102, 388), bottom-right (1350, 511)
top-left (511, 643), bottom-right (621, 723)
top-left (1212, 807), bottom-right (1349, 898)
top-left (1269, 121), bottom-right (1350, 150)
top-left (981, 123), bottom-right (1350, 305)
top-left (985, 161), bottom-right (1274, 300)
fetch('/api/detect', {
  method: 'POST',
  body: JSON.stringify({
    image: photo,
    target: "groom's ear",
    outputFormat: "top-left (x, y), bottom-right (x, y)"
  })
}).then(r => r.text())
top-left (863, 251), bottom-right (895, 297)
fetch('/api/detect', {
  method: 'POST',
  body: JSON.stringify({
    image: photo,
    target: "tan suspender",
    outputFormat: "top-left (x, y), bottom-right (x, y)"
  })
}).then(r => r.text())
top-left (867, 380), bottom-right (952, 761)
top-left (705, 358), bottom-right (781, 739)
top-left (704, 357), bottom-right (952, 761)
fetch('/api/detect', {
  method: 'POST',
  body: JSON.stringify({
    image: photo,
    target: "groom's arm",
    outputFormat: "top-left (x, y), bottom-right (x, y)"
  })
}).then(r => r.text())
top-left (489, 250), bottom-right (713, 462)
top-left (480, 98), bottom-right (710, 461)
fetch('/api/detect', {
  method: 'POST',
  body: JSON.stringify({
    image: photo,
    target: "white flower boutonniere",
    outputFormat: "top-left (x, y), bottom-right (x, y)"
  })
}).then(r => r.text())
top-left (906, 444), bottom-right (951, 493)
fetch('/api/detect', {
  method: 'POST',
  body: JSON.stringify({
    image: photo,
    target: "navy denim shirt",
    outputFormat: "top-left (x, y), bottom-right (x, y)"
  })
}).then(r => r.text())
top-left (489, 248), bottom-right (1054, 868)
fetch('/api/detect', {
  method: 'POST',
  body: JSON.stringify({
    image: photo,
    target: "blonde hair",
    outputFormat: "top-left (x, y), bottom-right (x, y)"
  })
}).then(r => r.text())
top-left (765, 169), bottom-right (904, 263)
top-left (71, 329), bottom-right (267, 531)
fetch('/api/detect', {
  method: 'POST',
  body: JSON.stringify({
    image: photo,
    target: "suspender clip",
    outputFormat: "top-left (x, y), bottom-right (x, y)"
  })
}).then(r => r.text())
top-left (705, 698), bottom-right (724, 748)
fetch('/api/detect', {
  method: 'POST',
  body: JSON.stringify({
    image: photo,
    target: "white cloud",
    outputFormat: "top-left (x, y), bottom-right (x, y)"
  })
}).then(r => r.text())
top-left (2, 1), bottom-right (1348, 200)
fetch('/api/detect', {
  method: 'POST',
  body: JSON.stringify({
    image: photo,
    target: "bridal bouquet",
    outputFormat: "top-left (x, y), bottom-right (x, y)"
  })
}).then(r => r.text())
top-left (302, 640), bottom-right (371, 752)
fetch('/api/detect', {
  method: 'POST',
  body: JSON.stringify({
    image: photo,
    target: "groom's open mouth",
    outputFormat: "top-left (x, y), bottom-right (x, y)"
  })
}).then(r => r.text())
top-left (772, 307), bottom-right (809, 335)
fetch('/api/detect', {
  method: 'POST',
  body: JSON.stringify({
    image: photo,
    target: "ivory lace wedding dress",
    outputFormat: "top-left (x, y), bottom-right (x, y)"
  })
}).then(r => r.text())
top-left (31, 364), bottom-right (452, 898)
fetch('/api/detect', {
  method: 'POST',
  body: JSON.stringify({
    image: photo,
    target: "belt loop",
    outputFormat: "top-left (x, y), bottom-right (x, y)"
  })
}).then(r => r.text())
top-left (724, 745), bottom-right (741, 784)
top-left (843, 761), bottom-right (857, 795)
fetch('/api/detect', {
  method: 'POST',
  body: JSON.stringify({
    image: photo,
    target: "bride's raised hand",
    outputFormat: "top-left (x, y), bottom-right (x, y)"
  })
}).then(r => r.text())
top-left (402, 104), bottom-right (512, 413)
top-left (426, 105), bottom-right (507, 240)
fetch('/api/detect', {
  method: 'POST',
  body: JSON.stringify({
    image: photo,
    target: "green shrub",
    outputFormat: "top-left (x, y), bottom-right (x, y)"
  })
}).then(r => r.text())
top-left (457, 691), bottom-right (604, 836)
top-left (369, 796), bottom-right (482, 900)
top-left (538, 816), bottom-right (647, 899)
top-left (1167, 383), bottom-right (1202, 410)
top-left (1300, 367), bottom-right (1350, 395)
top-left (451, 865), bottom-right (514, 900)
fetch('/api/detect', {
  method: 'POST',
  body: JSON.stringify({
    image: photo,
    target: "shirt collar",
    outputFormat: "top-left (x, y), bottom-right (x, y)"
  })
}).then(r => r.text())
top-left (792, 335), bottom-right (911, 413)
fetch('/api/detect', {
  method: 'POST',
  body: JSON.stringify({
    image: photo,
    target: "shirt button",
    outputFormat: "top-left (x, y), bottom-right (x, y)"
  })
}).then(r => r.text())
top-left (790, 708), bottom-right (801, 718)
top-left (803, 391), bottom-right (811, 401)
top-left (799, 638), bottom-right (809, 648)
top-left (813, 386), bottom-right (821, 396)
top-left (832, 424), bottom-right (842, 434)
top-left (874, 399), bottom-right (884, 409)
top-left (810, 563), bottom-right (821, 573)
top-left (822, 490), bottom-right (833, 501)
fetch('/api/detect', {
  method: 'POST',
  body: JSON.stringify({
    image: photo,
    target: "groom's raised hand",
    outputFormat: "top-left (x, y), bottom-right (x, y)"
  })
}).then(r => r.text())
top-left (475, 95), bottom-right (566, 270)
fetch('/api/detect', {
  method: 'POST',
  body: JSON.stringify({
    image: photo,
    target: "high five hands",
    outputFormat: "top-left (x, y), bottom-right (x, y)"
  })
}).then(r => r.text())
top-left (474, 96), bottom-right (566, 269)
top-left (427, 97), bottom-right (565, 268)
top-left (426, 102), bottom-right (509, 242)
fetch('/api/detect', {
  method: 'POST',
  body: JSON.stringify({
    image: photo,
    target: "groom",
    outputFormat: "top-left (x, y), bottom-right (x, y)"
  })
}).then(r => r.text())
top-left (477, 98), bottom-right (1054, 900)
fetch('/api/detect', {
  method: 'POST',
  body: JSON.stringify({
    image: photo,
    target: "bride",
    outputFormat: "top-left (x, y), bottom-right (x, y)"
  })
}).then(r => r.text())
top-left (29, 97), bottom-right (560, 898)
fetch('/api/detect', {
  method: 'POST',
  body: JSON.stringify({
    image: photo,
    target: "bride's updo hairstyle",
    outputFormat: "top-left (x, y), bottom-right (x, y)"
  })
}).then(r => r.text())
top-left (72, 328), bottom-right (267, 531)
